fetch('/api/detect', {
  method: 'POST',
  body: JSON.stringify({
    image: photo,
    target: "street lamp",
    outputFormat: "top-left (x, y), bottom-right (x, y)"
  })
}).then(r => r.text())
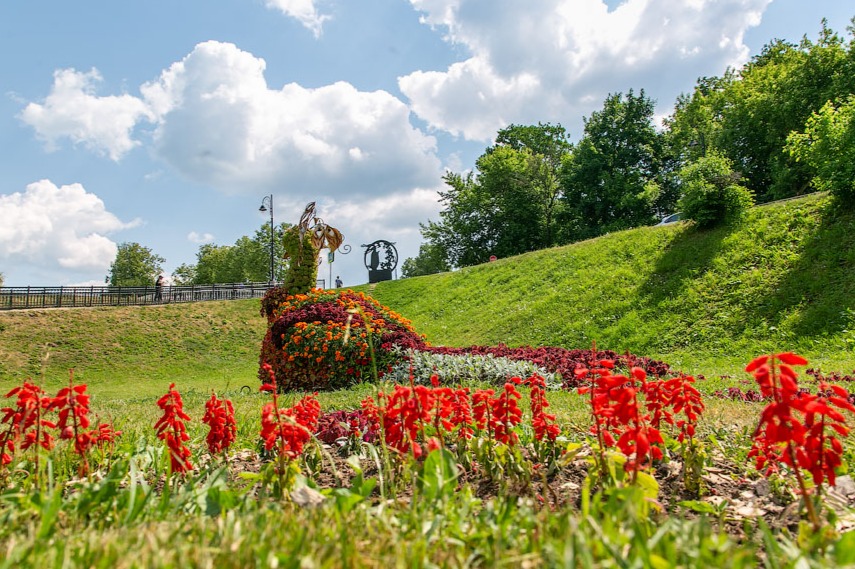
top-left (258, 195), bottom-right (275, 283)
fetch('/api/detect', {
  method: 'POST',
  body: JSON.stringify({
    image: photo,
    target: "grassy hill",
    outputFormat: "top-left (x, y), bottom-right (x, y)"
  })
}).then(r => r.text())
top-left (0, 299), bottom-right (266, 397)
top-left (367, 192), bottom-right (855, 376)
top-left (1, 192), bottom-right (853, 393)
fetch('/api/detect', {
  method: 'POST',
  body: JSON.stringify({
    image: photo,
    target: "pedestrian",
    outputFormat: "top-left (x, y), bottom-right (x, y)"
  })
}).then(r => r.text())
top-left (335, 275), bottom-right (343, 288)
top-left (155, 275), bottom-right (164, 302)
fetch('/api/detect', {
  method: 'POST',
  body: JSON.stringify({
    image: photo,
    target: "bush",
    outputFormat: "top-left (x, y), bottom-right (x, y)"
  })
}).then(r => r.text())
top-left (678, 153), bottom-right (754, 229)
top-left (787, 96), bottom-right (855, 206)
top-left (259, 288), bottom-right (427, 391)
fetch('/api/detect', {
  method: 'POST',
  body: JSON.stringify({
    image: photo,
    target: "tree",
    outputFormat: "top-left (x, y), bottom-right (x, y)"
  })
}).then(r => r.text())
top-left (401, 242), bottom-right (451, 278)
top-left (419, 123), bottom-right (572, 268)
top-left (787, 95), bottom-right (855, 205)
top-left (171, 263), bottom-right (196, 286)
top-left (664, 21), bottom-right (854, 202)
top-left (559, 89), bottom-right (663, 241)
top-left (107, 243), bottom-right (165, 287)
top-left (176, 222), bottom-right (290, 285)
top-left (0, 272), bottom-right (4, 287)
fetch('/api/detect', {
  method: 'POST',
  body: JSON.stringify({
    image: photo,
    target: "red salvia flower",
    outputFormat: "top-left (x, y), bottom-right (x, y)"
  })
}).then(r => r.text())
top-left (471, 388), bottom-right (495, 434)
top-left (0, 381), bottom-right (56, 466)
top-left (746, 352), bottom-right (854, 531)
top-left (260, 392), bottom-right (321, 458)
top-left (660, 374), bottom-right (704, 443)
top-left (153, 383), bottom-right (193, 474)
top-left (449, 387), bottom-right (474, 440)
top-left (527, 374), bottom-right (560, 442)
top-left (202, 392), bottom-right (237, 455)
top-left (490, 381), bottom-right (524, 446)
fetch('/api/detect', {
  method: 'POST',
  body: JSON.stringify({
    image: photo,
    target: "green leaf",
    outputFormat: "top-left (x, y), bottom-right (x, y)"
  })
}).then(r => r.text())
top-left (677, 500), bottom-right (718, 514)
top-left (417, 448), bottom-right (459, 503)
top-left (635, 471), bottom-right (660, 500)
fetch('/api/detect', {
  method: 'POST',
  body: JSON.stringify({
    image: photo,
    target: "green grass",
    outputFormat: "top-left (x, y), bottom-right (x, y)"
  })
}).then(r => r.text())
top-left (3, 193), bottom-right (855, 567)
top-left (367, 193), bottom-right (855, 377)
top-left (0, 299), bottom-right (266, 398)
top-left (3, 192), bottom-right (854, 399)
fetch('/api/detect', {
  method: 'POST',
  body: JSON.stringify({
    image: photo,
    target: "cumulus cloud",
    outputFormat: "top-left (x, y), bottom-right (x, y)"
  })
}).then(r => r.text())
top-left (401, 0), bottom-right (772, 140)
top-left (0, 180), bottom-right (139, 273)
top-left (140, 41), bottom-right (442, 197)
top-left (311, 187), bottom-right (443, 276)
top-left (188, 231), bottom-right (215, 244)
top-left (264, 0), bottom-right (331, 37)
top-left (19, 68), bottom-right (153, 160)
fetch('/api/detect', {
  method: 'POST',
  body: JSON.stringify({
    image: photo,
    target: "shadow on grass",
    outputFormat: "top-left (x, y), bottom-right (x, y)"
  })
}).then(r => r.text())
top-left (637, 223), bottom-right (731, 307)
top-left (756, 202), bottom-right (855, 338)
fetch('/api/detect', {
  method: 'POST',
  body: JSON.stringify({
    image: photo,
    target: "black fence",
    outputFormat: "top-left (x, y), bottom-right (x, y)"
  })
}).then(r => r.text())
top-left (0, 280), bottom-right (326, 311)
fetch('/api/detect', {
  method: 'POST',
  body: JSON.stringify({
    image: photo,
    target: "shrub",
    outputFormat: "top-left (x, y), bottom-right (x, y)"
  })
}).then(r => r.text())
top-left (678, 153), bottom-right (754, 229)
top-left (259, 288), bottom-right (427, 391)
top-left (786, 95), bottom-right (855, 206)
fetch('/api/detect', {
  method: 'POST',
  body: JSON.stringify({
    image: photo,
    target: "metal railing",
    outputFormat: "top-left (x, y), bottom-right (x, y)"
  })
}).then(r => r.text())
top-left (0, 280), bottom-right (326, 311)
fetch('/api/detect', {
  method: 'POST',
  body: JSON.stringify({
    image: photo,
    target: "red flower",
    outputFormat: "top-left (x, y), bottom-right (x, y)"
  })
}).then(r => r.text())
top-left (46, 372), bottom-right (93, 460)
top-left (490, 382), bottom-right (523, 446)
top-left (202, 392), bottom-right (237, 455)
top-left (746, 353), bottom-right (855, 530)
top-left (1, 381), bottom-right (56, 466)
top-left (527, 374), bottom-right (560, 442)
top-left (153, 383), bottom-right (193, 474)
top-left (260, 392), bottom-right (321, 459)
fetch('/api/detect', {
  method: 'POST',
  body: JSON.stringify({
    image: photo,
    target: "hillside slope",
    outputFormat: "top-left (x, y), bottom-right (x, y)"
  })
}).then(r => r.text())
top-left (2, 193), bottom-right (853, 389)
top-left (368, 193), bottom-right (855, 374)
top-left (0, 299), bottom-right (266, 396)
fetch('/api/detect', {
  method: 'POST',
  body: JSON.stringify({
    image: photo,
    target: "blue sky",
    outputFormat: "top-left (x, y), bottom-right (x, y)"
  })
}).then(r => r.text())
top-left (1, 0), bottom-right (852, 288)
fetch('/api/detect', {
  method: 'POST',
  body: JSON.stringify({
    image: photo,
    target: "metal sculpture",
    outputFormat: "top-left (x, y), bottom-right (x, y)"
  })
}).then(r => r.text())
top-left (280, 202), bottom-right (347, 294)
top-left (361, 240), bottom-right (398, 283)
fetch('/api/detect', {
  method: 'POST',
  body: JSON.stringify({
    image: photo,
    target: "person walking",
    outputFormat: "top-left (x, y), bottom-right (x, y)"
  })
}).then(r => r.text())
top-left (335, 275), bottom-right (343, 288)
top-left (154, 275), bottom-right (164, 302)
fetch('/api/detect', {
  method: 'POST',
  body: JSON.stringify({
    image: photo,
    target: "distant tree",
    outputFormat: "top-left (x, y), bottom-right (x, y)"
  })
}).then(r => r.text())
top-left (171, 263), bottom-right (196, 286)
top-left (107, 243), bottom-right (165, 287)
top-left (180, 222), bottom-right (290, 285)
top-left (678, 153), bottom-right (754, 228)
top-left (559, 89), bottom-right (663, 241)
top-left (421, 123), bottom-right (572, 268)
top-left (401, 242), bottom-right (451, 278)
top-left (787, 95), bottom-right (855, 205)
top-left (0, 272), bottom-right (4, 287)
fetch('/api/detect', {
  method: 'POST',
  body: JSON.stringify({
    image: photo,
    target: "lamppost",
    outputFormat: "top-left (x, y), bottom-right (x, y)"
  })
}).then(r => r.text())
top-left (258, 195), bottom-right (274, 283)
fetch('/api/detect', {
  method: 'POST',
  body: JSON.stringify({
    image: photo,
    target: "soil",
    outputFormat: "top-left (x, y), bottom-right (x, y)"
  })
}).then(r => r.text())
top-left (219, 442), bottom-right (855, 537)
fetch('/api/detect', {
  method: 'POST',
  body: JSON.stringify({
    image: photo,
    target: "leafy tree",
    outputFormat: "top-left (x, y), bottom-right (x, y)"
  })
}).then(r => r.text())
top-left (107, 243), bottom-right (165, 287)
top-left (787, 95), bottom-right (855, 205)
top-left (419, 123), bottom-right (572, 268)
top-left (171, 263), bottom-right (196, 286)
top-left (177, 222), bottom-right (290, 285)
top-left (665, 21), bottom-right (854, 201)
top-left (0, 272), bottom-right (4, 287)
top-left (401, 242), bottom-right (451, 278)
top-left (559, 89), bottom-right (663, 241)
top-left (677, 153), bottom-right (754, 228)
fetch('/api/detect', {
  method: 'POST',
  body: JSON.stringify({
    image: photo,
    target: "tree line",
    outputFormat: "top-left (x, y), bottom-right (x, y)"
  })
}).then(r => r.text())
top-left (105, 222), bottom-right (290, 287)
top-left (402, 19), bottom-right (855, 277)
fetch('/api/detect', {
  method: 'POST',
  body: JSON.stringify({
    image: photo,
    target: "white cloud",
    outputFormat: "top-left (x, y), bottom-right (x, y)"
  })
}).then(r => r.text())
top-left (402, 0), bottom-right (772, 141)
top-left (188, 231), bottom-right (215, 244)
top-left (19, 68), bottom-right (153, 160)
top-left (140, 41), bottom-right (442, 198)
top-left (0, 180), bottom-right (139, 274)
top-left (264, 0), bottom-right (331, 37)
top-left (313, 187), bottom-right (444, 280)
